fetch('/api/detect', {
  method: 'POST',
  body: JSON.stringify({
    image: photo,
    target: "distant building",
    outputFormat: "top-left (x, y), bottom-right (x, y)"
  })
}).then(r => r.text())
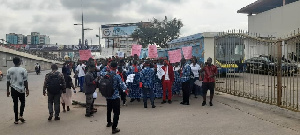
top-left (39, 35), bottom-right (50, 45)
top-left (26, 35), bottom-right (31, 45)
top-left (6, 33), bottom-right (19, 44)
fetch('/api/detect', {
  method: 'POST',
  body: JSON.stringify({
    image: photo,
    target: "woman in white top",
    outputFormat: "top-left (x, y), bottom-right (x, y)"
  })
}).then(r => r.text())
top-left (190, 57), bottom-right (201, 98)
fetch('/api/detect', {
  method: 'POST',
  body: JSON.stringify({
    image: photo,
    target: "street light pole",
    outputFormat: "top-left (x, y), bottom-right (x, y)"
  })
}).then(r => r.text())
top-left (81, 12), bottom-right (84, 48)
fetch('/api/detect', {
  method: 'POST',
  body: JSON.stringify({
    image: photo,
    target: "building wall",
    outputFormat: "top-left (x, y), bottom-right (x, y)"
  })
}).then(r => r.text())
top-left (248, 1), bottom-right (300, 37)
top-left (203, 36), bottom-right (215, 63)
top-left (27, 35), bottom-right (31, 45)
top-left (0, 46), bottom-right (63, 75)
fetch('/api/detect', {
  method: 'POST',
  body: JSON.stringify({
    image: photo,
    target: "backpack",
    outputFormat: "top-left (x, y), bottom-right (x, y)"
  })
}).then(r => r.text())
top-left (99, 72), bottom-right (116, 98)
top-left (47, 72), bottom-right (62, 94)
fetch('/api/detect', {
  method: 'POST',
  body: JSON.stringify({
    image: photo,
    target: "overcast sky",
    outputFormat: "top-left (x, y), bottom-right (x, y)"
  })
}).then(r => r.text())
top-left (0, 0), bottom-right (255, 45)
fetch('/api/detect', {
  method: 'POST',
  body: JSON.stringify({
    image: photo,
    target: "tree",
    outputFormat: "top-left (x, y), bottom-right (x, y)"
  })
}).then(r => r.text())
top-left (132, 16), bottom-right (183, 48)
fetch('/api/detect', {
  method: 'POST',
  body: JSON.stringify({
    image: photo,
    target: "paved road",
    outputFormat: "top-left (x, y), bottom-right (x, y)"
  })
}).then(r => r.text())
top-left (0, 70), bottom-right (300, 135)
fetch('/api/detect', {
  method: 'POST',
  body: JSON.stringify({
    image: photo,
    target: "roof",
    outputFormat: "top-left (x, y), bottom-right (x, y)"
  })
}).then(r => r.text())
top-left (238, 0), bottom-right (299, 14)
top-left (168, 33), bottom-right (203, 44)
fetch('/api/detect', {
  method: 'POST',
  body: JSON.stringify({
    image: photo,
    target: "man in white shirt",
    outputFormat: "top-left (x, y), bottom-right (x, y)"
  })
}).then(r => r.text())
top-left (7, 57), bottom-right (29, 124)
top-left (190, 57), bottom-right (201, 98)
top-left (76, 61), bottom-right (86, 92)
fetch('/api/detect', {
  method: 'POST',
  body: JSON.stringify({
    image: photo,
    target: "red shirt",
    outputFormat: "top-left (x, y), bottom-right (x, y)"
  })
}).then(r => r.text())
top-left (203, 65), bottom-right (217, 82)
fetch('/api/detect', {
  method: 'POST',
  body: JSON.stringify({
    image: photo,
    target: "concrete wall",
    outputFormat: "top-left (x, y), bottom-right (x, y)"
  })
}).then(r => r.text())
top-left (248, 1), bottom-right (300, 37)
top-left (203, 33), bottom-right (216, 64)
top-left (0, 46), bottom-right (63, 75)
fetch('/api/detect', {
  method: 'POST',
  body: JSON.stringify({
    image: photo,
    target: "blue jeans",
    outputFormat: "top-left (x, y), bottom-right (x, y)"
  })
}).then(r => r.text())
top-left (142, 87), bottom-right (154, 104)
top-left (79, 76), bottom-right (85, 91)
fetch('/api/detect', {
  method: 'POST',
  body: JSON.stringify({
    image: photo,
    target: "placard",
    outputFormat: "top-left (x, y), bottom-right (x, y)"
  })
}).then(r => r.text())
top-left (148, 45), bottom-right (158, 58)
top-left (131, 45), bottom-right (142, 56)
top-left (168, 49), bottom-right (182, 63)
top-left (117, 51), bottom-right (124, 58)
top-left (182, 46), bottom-right (192, 59)
top-left (79, 50), bottom-right (92, 60)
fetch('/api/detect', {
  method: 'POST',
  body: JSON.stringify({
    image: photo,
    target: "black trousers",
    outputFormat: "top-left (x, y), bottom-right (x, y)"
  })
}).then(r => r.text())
top-left (120, 91), bottom-right (127, 104)
top-left (182, 80), bottom-right (191, 104)
top-left (48, 93), bottom-right (61, 117)
top-left (11, 88), bottom-right (25, 122)
top-left (107, 98), bottom-right (120, 129)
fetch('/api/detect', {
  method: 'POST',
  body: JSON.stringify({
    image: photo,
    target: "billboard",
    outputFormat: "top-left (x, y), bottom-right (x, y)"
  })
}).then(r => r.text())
top-left (101, 23), bottom-right (139, 38)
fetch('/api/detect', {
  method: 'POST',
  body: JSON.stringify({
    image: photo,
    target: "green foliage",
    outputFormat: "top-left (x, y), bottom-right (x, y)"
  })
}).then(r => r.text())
top-left (132, 16), bottom-right (183, 48)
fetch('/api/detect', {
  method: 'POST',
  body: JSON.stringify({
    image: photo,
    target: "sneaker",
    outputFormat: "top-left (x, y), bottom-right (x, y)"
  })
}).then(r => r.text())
top-left (209, 102), bottom-right (213, 106)
top-left (152, 105), bottom-right (156, 108)
top-left (161, 100), bottom-right (167, 104)
top-left (180, 102), bottom-right (185, 104)
top-left (112, 128), bottom-right (120, 134)
top-left (202, 101), bottom-right (206, 106)
top-left (106, 122), bottom-right (113, 127)
top-left (168, 100), bottom-right (172, 104)
top-left (183, 102), bottom-right (190, 105)
top-left (54, 116), bottom-right (60, 121)
top-left (48, 116), bottom-right (53, 121)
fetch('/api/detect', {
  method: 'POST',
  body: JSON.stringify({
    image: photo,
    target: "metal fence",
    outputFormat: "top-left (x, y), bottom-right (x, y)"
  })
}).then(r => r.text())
top-left (215, 29), bottom-right (300, 111)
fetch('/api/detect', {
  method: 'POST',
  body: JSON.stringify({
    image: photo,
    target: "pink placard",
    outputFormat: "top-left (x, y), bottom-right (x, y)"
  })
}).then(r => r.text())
top-left (148, 45), bottom-right (158, 58)
top-left (168, 49), bottom-right (182, 63)
top-left (131, 44), bottom-right (142, 56)
top-left (182, 46), bottom-right (192, 59)
top-left (79, 50), bottom-right (92, 60)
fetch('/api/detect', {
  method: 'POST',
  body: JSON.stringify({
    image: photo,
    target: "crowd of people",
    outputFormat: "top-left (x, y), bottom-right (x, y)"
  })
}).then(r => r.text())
top-left (6, 55), bottom-right (217, 134)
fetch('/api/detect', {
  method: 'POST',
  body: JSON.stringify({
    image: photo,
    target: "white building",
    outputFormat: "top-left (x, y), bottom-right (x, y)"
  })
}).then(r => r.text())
top-left (26, 35), bottom-right (31, 45)
top-left (238, 0), bottom-right (300, 59)
top-left (17, 34), bottom-right (24, 44)
top-left (39, 35), bottom-right (50, 45)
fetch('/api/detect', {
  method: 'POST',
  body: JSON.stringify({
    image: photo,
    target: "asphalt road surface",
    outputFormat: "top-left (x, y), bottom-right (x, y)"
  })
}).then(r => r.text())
top-left (0, 70), bottom-right (300, 135)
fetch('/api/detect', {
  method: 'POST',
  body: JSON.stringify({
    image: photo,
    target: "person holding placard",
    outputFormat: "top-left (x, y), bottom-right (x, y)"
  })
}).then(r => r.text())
top-left (127, 61), bottom-right (142, 102)
top-left (172, 62), bottom-right (182, 95)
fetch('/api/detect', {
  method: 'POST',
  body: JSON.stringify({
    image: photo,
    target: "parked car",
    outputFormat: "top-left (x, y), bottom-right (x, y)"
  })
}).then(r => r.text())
top-left (0, 70), bottom-right (3, 81)
top-left (245, 56), bottom-right (297, 75)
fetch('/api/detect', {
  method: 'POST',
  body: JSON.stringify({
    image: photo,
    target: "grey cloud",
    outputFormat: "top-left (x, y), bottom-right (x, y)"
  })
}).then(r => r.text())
top-left (61, 0), bottom-right (183, 23)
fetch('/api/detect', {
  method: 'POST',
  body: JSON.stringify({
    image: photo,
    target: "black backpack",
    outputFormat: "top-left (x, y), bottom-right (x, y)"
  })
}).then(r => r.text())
top-left (99, 72), bottom-right (115, 98)
top-left (47, 72), bottom-right (62, 94)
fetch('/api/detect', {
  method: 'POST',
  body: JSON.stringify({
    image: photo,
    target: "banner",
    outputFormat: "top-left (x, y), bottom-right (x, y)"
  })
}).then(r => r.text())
top-left (131, 44), bottom-right (142, 56)
top-left (148, 45), bottom-right (158, 58)
top-left (79, 50), bottom-right (92, 60)
top-left (182, 46), bottom-right (193, 59)
top-left (168, 49), bottom-right (182, 63)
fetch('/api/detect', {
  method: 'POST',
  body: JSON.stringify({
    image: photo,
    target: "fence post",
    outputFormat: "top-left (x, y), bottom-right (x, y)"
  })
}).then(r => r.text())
top-left (277, 40), bottom-right (282, 106)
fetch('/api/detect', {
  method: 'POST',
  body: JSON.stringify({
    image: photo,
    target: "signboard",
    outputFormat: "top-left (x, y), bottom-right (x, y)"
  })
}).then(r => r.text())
top-left (117, 51), bottom-right (125, 58)
top-left (182, 46), bottom-right (193, 59)
top-left (131, 45), bottom-right (142, 56)
top-left (168, 49), bottom-right (182, 63)
top-left (101, 24), bottom-right (138, 38)
top-left (79, 50), bottom-right (92, 60)
top-left (148, 45), bottom-right (158, 58)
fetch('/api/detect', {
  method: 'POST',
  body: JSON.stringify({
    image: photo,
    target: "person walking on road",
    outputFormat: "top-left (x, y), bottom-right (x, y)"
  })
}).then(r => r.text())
top-left (61, 67), bottom-right (76, 112)
top-left (43, 64), bottom-right (66, 121)
top-left (76, 61), bottom-right (86, 92)
top-left (7, 57), bottom-right (29, 124)
top-left (140, 61), bottom-right (156, 108)
top-left (84, 64), bottom-right (98, 117)
top-left (200, 57), bottom-right (217, 106)
top-left (106, 62), bottom-right (127, 134)
top-left (179, 58), bottom-right (192, 105)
